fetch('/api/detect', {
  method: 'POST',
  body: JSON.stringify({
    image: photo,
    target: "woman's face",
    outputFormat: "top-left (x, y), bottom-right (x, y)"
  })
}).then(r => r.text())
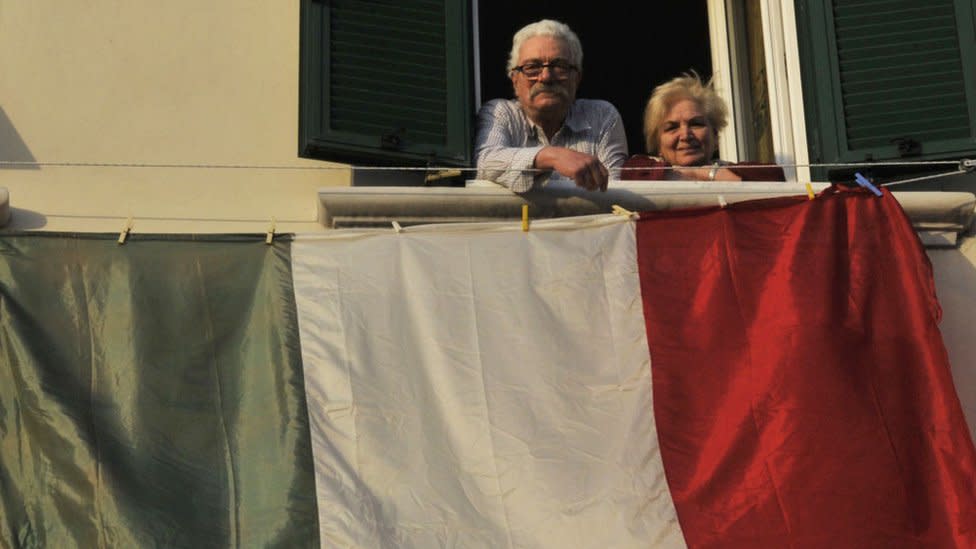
top-left (657, 98), bottom-right (717, 166)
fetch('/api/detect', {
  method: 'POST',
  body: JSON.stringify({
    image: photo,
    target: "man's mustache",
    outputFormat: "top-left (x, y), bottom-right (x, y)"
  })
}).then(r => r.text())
top-left (530, 83), bottom-right (570, 100)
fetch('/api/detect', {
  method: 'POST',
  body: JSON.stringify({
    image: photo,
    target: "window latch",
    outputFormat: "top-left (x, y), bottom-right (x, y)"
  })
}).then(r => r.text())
top-left (890, 137), bottom-right (921, 157)
top-left (381, 128), bottom-right (405, 150)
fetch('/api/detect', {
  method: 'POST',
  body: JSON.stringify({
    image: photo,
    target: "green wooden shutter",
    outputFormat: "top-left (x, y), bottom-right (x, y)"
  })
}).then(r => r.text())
top-left (300, 0), bottom-right (472, 167)
top-left (796, 0), bottom-right (976, 169)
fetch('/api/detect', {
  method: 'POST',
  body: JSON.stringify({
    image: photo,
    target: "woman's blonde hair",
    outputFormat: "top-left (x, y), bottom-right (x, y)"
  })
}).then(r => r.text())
top-left (643, 72), bottom-right (728, 154)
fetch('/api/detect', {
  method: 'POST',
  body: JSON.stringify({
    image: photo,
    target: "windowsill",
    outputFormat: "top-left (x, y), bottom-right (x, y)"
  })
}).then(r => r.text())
top-left (318, 180), bottom-right (976, 239)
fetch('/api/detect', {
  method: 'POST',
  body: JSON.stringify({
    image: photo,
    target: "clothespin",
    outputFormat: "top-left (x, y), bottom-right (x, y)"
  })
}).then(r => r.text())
top-left (521, 204), bottom-right (530, 232)
top-left (611, 204), bottom-right (635, 218)
top-left (117, 215), bottom-right (133, 245)
top-left (392, 221), bottom-right (403, 233)
top-left (425, 169), bottom-right (462, 183)
top-left (961, 159), bottom-right (975, 172)
top-left (854, 172), bottom-right (883, 197)
top-left (265, 217), bottom-right (277, 244)
top-left (717, 195), bottom-right (728, 208)
top-left (805, 183), bottom-right (815, 200)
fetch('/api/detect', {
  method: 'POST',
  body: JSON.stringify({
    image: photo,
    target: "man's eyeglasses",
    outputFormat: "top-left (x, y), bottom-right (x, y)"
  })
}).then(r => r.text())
top-left (511, 61), bottom-right (577, 79)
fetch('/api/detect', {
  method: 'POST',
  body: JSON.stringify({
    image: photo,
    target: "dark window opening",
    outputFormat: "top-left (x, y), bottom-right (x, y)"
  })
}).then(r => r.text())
top-left (478, 2), bottom-right (712, 156)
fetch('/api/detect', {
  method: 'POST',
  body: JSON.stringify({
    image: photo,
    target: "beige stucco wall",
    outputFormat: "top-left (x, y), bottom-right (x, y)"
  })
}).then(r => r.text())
top-left (0, 1), bottom-right (348, 233)
top-left (930, 238), bottom-right (976, 443)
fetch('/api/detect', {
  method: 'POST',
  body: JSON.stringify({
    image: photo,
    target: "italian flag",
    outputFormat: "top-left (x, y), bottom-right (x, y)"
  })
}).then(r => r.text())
top-left (2, 188), bottom-right (974, 548)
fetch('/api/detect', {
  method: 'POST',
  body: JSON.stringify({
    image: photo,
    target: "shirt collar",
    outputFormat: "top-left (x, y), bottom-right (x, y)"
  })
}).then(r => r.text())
top-left (520, 100), bottom-right (587, 140)
top-left (562, 101), bottom-right (589, 133)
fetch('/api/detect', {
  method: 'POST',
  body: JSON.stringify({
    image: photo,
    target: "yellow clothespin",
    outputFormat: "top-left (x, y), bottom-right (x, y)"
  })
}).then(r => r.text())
top-left (611, 204), bottom-right (636, 219)
top-left (521, 204), bottom-right (530, 232)
top-left (117, 215), bottom-right (133, 245)
top-left (265, 217), bottom-right (276, 244)
top-left (805, 183), bottom-right (815, 200)
top-left (425, 169), bottom-right (462, 183)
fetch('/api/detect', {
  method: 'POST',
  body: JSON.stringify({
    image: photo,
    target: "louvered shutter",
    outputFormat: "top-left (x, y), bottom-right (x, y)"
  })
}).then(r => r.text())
top-left (796, 0), bottom-right (976, 168)
top-left (300, 0), bottom-right (472, 166)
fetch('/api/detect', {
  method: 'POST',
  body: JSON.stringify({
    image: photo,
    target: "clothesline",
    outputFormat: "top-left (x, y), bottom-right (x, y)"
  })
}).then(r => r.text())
top-left (2, 159), bottom-right (972, 189)
top-left (1, 159), bottom-right (971, 171)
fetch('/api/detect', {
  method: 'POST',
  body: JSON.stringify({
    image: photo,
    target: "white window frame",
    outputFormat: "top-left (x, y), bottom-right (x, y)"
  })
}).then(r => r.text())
top-left (707, 0), bottom-right (812, 182)
top-left (707, 0), bottom-right (743, 164)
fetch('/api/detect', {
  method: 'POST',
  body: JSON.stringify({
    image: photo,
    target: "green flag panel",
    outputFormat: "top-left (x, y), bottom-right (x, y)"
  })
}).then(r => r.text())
top-left (0, 234), bottom-right (318, 549)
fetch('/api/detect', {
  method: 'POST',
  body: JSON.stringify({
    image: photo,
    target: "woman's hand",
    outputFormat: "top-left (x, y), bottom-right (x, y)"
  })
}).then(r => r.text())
top-left (669, 164), bottom-right (742, 182)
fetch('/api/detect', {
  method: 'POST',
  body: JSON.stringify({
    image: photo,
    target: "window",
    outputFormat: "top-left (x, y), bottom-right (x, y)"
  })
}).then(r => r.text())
top-left (795, 0), bottom-right (976, 179)
top-left (299, 0), bottom-right (473, 167)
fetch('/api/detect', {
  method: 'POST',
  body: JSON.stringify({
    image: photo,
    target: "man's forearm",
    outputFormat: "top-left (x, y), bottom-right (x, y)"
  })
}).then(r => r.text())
top-left (534, 146), bottom-right (609, 192)
top-left (476, 145), bottom-right (545, 193)
top-left (532, 146), bottom-right (562, 172)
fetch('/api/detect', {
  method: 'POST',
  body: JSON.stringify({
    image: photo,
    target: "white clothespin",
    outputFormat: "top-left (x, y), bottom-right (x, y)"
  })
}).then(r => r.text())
top-left (117, 215), bottom-right (133, 245)
top-left (265, 217), bottom-right (276, 244)
top-left (392, 221), bottom-right (404, 233)
top-left (717, 195), bottom-right (728, 208)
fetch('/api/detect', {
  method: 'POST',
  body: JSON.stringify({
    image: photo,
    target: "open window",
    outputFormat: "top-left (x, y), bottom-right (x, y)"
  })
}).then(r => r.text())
top-left (476, 3), bottom-right (713, 160)
top-left (299, 1), bottom-right (778, 179)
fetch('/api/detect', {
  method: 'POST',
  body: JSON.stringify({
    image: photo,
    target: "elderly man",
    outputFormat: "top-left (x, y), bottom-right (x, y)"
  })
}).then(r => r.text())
top-left (476, 19), bottom-right (628, 193)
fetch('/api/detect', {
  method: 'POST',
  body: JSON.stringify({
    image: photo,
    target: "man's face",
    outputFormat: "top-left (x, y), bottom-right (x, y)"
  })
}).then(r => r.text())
top-left (510, 36), bottom-right (580, 123)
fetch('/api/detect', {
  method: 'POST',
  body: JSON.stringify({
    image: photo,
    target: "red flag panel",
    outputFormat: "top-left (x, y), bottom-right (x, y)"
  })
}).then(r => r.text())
top-left (637, 187), bottom-right (976, 548)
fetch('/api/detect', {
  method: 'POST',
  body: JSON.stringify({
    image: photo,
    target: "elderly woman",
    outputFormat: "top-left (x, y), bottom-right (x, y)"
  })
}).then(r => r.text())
top-left (622, 73), bottom-right (784, 181)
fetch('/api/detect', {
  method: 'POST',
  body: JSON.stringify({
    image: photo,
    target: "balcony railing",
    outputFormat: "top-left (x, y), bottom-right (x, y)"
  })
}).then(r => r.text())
top-left (318, 180), bottom-right (975, 246)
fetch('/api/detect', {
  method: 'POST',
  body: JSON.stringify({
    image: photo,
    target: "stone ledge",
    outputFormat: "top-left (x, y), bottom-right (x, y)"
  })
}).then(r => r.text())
top-left (318, 181), bottom-right (976, 235)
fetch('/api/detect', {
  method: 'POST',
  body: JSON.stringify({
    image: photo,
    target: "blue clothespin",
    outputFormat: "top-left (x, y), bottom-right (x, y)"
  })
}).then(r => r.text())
top-left (854, 172), bottom-right (883, 197)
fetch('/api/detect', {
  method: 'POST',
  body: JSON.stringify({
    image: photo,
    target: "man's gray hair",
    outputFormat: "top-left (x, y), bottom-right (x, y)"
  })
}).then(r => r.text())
top-left (507, 19), bottom-right (583, 74)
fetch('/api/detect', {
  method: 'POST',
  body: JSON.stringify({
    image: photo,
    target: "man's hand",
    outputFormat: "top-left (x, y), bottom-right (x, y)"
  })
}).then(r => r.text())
top-left (535, 147), bottom-right (609, 192)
